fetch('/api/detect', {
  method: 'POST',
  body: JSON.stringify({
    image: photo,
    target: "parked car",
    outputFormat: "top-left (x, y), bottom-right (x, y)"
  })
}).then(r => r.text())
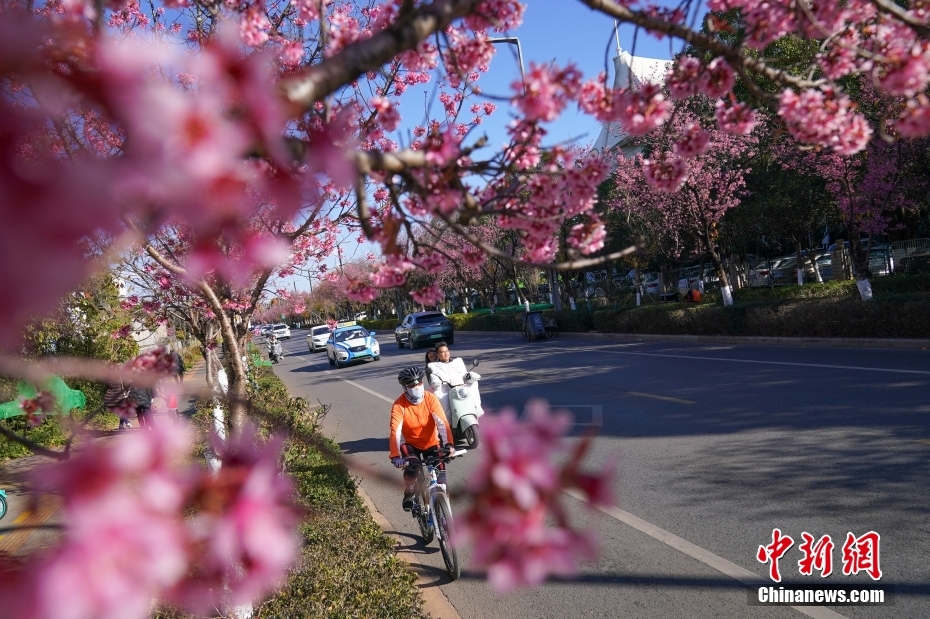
top-left (326, 325), bottom-right (380, 368)
top-left (749, 257), bottom-right (794, 287)
top-left (271, 324), bottom-right (291, 339)
top-left (395, 311), bottom-right (454, 349)
top-left (306, 324), bottom-right (331, 352)
top-left (641, 272), bottom-right (662, 295)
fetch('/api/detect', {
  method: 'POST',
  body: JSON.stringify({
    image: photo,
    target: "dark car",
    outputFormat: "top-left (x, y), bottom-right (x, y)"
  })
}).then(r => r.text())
top-left (395, 311), bottom-right (454, 349)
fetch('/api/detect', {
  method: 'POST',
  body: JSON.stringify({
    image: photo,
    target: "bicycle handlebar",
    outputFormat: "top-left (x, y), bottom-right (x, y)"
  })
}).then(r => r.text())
top-left (403, 449), bottom-right (466, 467)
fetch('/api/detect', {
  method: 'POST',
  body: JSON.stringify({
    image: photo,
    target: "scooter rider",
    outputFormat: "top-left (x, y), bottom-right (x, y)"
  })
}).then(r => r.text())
top-left (427, 342), bottom-right (481, 414)
top-left (390, 366), bottom-right (454, 511)
top-left (268, 333), bottom-right (283, 363)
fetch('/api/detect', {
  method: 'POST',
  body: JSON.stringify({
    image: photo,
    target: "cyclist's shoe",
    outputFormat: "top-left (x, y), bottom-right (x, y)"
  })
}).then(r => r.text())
top-left (402, 492), bottom-right (415, 512)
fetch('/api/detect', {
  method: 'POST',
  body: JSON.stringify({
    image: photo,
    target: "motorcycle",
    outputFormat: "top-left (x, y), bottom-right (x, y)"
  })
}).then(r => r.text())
top-left (268, 339), bottom-right (284, 364)
top-left (429, 358), bottom-right (482, 449)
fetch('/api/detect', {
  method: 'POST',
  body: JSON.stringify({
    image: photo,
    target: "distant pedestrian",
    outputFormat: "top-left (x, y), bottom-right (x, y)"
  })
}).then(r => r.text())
top-left (130, 386), bottom-right (155, 430)
top-left (172, 351), bottom-right (186, 383)
top-left (104, 380), bottom-right (133, 429)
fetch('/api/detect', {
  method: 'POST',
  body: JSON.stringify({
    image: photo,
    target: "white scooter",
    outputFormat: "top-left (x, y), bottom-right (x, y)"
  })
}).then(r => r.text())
top-left (429, 359), bottom-right (482, 448)
top-left (268, 339), bottom-right (284, 364)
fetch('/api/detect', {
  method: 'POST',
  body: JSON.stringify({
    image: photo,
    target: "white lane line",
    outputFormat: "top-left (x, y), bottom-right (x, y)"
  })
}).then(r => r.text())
top-left (563, 489), bottom-right (848, 619)
top-left (334, 375), bottom-right (394, 404)
top-left (595, 348), bottom-right (930, 376)
top-left (628, 391), bottom-right (695, 405)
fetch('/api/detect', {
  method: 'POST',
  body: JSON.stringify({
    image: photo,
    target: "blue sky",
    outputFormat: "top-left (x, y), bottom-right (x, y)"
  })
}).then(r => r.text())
top-left (287, 4), bottom-right (686, 293)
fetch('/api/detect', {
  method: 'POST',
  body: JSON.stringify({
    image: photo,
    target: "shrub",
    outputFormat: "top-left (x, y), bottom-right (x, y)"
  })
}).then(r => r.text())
top-left (591, 293), bottom-right (930, 339)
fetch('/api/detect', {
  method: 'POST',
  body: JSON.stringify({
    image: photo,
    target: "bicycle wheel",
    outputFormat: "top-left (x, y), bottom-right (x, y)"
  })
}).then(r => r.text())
top-left (435, 497), bottom-right (460, 580)
top-left (416, 496), bottom-right (434, 544)
top-left (0, 493), bottom-right (7, 521)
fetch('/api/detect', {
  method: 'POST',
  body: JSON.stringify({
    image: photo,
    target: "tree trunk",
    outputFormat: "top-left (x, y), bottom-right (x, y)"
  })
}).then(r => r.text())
top-left (795, 248), bottom-right (804, 286)
top-left (708, 249), bottom-right (734, 306)
top-left (849, 239), bottom-right (874, 301)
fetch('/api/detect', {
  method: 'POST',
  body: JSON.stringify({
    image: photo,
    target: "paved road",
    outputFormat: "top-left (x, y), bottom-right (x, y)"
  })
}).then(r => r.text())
top-left (272, 329), bottom-right (930, 619)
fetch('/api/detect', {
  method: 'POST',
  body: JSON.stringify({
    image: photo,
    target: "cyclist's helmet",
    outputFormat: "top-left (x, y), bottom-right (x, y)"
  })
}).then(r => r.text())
top-left (397, 366), bottom-right (424, 387)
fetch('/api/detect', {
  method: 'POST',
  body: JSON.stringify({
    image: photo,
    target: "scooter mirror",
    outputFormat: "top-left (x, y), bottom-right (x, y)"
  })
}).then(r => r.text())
top-left (471, 359), bottom-right (479, 368)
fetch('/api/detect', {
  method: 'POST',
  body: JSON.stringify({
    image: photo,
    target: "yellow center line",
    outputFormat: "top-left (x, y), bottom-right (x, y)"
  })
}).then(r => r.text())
top-left (628, 391), bottom-right (695, 405)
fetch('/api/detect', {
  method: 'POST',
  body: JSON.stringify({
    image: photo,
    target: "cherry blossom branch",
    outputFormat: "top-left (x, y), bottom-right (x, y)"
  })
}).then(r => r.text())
top-left (436, 212), bottom-right (639, 270)
top-left (869, 0), bottom-right (930, 40)
top-left (579, 0), bottom-right (825, 91)
top-left (280, 0), bottom-right (484, 111)
top-left (0, 424), bottom-right (70, 461)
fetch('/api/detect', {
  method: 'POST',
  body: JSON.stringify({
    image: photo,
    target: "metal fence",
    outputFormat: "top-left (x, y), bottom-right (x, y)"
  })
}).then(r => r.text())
top-left (664, 239), bottom-right (929, 293)
top-left (891, 239), bottom-right (930, 275)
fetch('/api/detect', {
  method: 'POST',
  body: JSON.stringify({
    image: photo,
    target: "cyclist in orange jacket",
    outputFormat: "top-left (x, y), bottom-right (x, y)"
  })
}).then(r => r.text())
top-left (390, 366), bottom-right (454, 511)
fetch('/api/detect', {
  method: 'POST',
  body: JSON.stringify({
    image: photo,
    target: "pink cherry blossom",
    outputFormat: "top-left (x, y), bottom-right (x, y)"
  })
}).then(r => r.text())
top-left (513, 63), bottom-right (581, 123)
top-left (613, 84), bottom-right (670, 136)
top-left (714, 99), bottom-right (757, 136)
top-left (665, 56), bottom-right (703, 100)
top-left (173, 424), bottom-right (299, 611)
top-left (240, 6), bottom-right (271, 47)
top-left (643, 151), bottom-right (688, 191)
top-left (567, 220), bottom-right (606, 255)
top-left (370, 96), bottom-right (401, 132)
top-left (698, 58), bottom-right (735, 99)
top-left (458, 400), bottom-right (615, 592)
top-left (409, 283), bottom-right (444, 306)
top-left (778, 88), bottom-right (873, 155)
top-left (345, 279), bottom-right (379, 303)
top-left (674, 123), bottom-right (711, 157)
top-left (894, 94), bottom-right (930, 138)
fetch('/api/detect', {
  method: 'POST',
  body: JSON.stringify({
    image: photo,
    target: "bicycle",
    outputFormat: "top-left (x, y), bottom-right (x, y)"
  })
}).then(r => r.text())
top-left (406, 448), bottom-right (465, 580)
top-left (0, 488), bottom-right (7, 521)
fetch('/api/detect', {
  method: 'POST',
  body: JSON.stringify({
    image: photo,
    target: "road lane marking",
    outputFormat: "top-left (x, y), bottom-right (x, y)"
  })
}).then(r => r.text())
top-left (334, 376), bottom-right (394, 404)
top-left (628, 391), bottom-right (695, 405)
top-left (563, 489), bottom-right (848, 619)
top-left (597, 349), bottom-right (930, 376)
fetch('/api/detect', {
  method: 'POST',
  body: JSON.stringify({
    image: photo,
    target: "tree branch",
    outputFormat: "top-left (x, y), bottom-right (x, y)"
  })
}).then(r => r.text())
top-left (280, 0), bottom-right (484, 112)
top-left (0, 424), bottom-right (70, 460)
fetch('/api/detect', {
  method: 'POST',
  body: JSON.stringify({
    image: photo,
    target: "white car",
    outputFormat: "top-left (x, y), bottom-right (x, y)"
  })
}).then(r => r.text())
top-left (326, 325), bottom-right (380, 368)
top-left (306, 324), bottom-right (331, 352)
top-left (271, 324), bottom-right (291, 339)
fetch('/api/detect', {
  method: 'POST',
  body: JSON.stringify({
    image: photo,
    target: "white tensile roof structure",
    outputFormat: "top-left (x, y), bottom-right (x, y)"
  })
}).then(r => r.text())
top-left (591, 50), bottom-right (672, 159)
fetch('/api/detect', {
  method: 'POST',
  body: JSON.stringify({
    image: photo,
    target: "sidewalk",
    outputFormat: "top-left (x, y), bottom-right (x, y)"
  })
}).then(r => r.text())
top-left (0, 358), bottom-right (208, 556)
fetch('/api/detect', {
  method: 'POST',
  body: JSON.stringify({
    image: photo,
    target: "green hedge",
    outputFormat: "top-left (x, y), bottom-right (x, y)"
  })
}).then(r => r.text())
top-left (590, 293), bottom-right (930, 339)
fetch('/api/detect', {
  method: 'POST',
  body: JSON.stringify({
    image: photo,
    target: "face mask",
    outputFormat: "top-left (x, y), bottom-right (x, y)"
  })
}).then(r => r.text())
top-left (405, 385), bottom-right (425, 403)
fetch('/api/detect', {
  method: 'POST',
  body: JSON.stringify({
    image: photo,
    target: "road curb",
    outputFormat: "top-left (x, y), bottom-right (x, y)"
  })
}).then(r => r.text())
top-left (355, 484), bottom-right (462, 619)
top-left (459, 330), bottom-right (930, 350)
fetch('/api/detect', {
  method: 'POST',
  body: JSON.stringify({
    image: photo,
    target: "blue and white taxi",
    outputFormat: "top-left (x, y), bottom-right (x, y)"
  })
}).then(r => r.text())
top-left (325, 323), bottom-right (381, 368)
